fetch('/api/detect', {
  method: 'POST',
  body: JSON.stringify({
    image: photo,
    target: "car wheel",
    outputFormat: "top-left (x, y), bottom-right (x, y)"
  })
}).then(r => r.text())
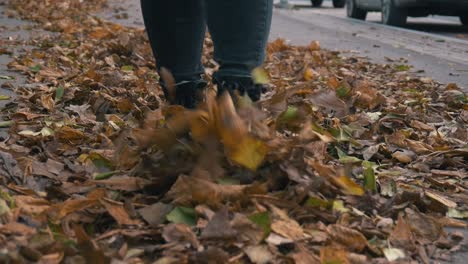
top-left (333, 0), bottom-right (346, 8)
top-left (460, 15), bottom-right (468, 26)
top-left (311, 0), bottom-right (323, 7)
top-left (382, 0), bottom-right (407, 26)
top-left (346, 0), bottom-right (367, 20)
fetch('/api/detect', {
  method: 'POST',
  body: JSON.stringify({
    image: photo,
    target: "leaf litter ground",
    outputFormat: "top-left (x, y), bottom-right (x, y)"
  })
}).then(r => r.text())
top-left (0, 1), bottom-right (467, 263)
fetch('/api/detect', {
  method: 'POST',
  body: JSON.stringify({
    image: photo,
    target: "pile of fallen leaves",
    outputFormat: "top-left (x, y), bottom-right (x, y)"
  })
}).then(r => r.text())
top-left (0, 0), bottom-right (467, 263)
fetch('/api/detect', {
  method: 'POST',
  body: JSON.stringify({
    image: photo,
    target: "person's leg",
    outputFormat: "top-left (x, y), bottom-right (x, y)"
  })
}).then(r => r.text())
top-left (205, 0), bottom-right (273, 101)
top-left (140, 0), bottom-right (206, 108)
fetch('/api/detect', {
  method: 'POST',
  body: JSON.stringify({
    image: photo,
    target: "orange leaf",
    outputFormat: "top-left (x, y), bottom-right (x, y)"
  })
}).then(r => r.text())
top-left (304, 68), bottom-right (318, 81)
top-left (320, 247), bottom-right (350, 264)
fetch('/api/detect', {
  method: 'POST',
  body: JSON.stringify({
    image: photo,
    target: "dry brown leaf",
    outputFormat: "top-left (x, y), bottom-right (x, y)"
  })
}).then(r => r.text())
top-left (271, 219), bottom-right (305, 241)
top-left (100, 198), bottom-right (141, 226)
top-left (137, 203), bottom-right (173, 227)
top-left (320, 246), bottom-right (350, 264)
top-left (308, 89), bottom-right (348, 118)
top-left (201, 208), bottom-right (237, 239)
top-left (49, 199), bottom-right (98, 221)
top-left (406, 209), bottom-right (443, 242)
top-left (327, 76), bottom-right (340, 89)
top-left (389, 214), bottom-right (416, 250)
top-left (410, 120), bottom-right (434, 131)
top-left (162, 223), bottom-right (199, 249)
top-left (55, 126), bottom-right (86, 145)
top-left (309, 40), bottom-right (321, 51)
top-left (231, 213), bottom-right (265, 245)
top-left (353, 81), bottom-right (386, 109)
top-left (92, 176), bottom-right (149, 192)
top-left (327, 224), bottom-right (368, 252)
top-left (425, 190), bottom-right (457, 209)
top-left (48, 188), bottom-right (106, 221)
top-left (288, 245), bottom-right (320, 264)
top-left (0, 222), bottom-right (36, 236)
top-left (14, 195), bottom-right (50, 215)
top-left (40, 94), bottom-right (55, 111)
top-left (392, 150), bottom-right (415, 163)
top-left (405, 139), bottom-right (433, 155)
top-left (166, 175), bottom-right (267, 206)
top-left (244, 245), bottom-right (274, 264)
top-left (89, 27), bottom-right (112, 39)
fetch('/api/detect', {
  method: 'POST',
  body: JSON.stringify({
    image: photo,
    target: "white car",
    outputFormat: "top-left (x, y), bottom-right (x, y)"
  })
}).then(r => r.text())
top-left (346, 0), bottom-right (468, 26)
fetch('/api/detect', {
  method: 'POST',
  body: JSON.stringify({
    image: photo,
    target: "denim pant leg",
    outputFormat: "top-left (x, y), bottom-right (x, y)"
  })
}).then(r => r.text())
top-left (140, 0), bottom-right (206, 82)
top-left (205, 0), bottom-right (273, 79)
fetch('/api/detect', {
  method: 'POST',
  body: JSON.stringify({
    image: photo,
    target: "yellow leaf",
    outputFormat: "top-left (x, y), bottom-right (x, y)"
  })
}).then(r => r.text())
top-left (252, 67), bottom-right (269, 84)
top-left (335, 176), bottom-right (365, 196)
top-left (303, 68), bottom-right (318, 81)
top-left (229, 136), bottom-right (268, 171)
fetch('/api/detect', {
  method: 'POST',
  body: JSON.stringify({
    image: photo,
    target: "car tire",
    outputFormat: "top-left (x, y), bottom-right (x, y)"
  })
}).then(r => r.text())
top-left (346, 0), bottom-right (367, 20)
top-left (460, 15), bottom-right (468, 26)
top-left (382, 0), bottom-right (407, 26)
top-left (311, 0), bottom-right (323, 7)
top-left (333, 0), bottom-right (346, 8)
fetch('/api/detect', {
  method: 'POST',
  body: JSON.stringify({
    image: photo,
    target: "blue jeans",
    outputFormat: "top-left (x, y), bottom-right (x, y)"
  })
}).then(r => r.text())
top-left (140, 0), bottom-right (273, 83)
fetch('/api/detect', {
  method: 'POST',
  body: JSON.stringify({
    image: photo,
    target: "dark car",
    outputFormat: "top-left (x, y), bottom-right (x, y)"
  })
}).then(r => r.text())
top-left (311, 0), bottom-right (346, 8)
top-left (346, 0), bottom-right (468, 26)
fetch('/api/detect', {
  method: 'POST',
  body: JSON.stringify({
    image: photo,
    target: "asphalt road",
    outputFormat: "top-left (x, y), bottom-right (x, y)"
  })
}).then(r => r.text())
top-left (284, 0), bottom-right (468, 40)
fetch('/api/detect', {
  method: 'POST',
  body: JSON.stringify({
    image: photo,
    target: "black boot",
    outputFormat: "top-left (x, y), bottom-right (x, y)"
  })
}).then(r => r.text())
top-left (212, 74), bottom-right (264, 102)
top-left (161, 79), bottom-right (207, 109)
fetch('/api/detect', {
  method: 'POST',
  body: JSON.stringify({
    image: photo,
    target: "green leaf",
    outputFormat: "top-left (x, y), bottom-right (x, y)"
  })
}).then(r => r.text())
top-left (306, 197), bottom-right (331, 209)
top-left (121, 65), bottom-right (134, 72)
top-left (283, 106), bottom-right (298, 120)
top-left (363, 161), bottom-right (377, 192)
top-left (0, 75), bottom-right (15, 80)
top-left (0, 199), bottom-right (10, 216)
top-left (336, 147), bottom-right (361, 164)
top-left (332, 200), bottom-right (349, 213)
top-left (88, 153), bottom-right (113, 171)
top-left (248, 212), bottom-right (271, 238)
top-left (336, 86), bottom-right (350, 98)
top-left (0, 121), bottom-right (13, 128)
top-left (0, 95), bottom-right (11, 100)
top-left (29, 65), bottom-right (41, 73)
top-left (329, 127), bottom-right (353, 142)
top-left (395, 64), bottom-right (410, 72)
top-left (55, 86), bottom-right (64, 102)
top-left (93, 171), bottom-right (119, 180)
top-left (166, 207), bottom-right (197, 226)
